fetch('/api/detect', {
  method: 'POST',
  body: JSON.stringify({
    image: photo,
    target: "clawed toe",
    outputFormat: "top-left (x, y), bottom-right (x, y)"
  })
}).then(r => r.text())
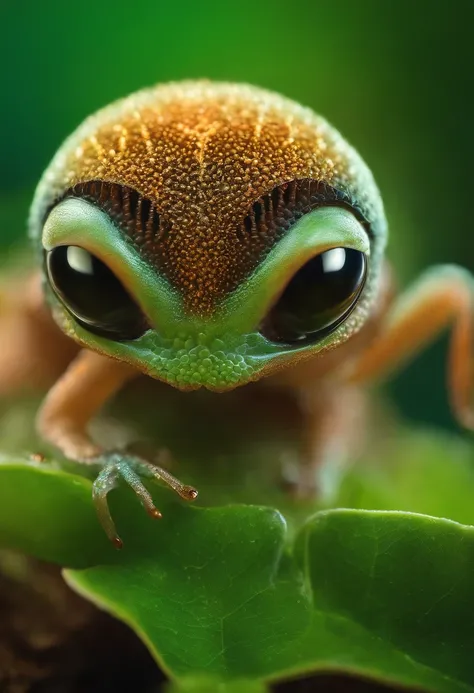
top-left (93, 462), bottom-right (123, 547)
top-left (91, 452), bottom-right (198, 548)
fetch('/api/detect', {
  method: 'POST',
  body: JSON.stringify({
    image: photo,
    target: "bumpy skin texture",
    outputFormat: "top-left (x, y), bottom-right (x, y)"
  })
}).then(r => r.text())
top-left (29, 81), bottom-right (387, 391)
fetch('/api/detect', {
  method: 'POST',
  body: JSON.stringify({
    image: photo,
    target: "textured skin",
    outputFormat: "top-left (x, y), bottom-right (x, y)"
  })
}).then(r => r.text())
top-left (30, 81), bottom-right (386, 315)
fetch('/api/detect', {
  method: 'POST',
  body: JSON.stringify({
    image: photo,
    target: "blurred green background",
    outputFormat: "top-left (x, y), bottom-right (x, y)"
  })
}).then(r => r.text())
top-left (1, 0), bottom-right (472, 431)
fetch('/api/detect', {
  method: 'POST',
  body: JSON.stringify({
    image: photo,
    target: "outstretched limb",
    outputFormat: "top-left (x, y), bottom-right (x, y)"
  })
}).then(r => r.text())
top-left (347, 265), bottom-right (474, 429)
top-left (37, 349), bottom-right (197, 547)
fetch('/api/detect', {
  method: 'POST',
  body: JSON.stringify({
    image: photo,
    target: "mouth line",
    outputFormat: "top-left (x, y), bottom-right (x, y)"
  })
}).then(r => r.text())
top-left (161, 378), bottom-right (247, 394)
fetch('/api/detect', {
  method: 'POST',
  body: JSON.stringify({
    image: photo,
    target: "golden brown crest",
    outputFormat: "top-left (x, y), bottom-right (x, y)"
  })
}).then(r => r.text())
top-left (31, 81), bottom-right (384, 314)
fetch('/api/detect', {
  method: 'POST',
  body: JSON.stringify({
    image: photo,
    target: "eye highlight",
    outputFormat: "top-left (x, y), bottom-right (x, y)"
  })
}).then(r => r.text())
top-left (45, 245), bottom-right (148, 341)
top-left (259, 248), bottom-right (367, 345)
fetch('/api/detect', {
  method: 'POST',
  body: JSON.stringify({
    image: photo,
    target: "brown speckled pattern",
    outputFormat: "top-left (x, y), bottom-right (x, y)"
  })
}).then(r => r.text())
top-left (30, 81), bottom-right (386, 314)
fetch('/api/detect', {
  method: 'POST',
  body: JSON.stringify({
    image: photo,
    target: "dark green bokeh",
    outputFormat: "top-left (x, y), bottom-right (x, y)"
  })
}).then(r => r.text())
top-left (1, 0), bottom-right (473, 429)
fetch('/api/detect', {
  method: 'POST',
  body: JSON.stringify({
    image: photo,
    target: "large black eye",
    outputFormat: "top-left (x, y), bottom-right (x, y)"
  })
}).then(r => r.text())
top-left (46, 245), bottom-right (148, 340)
top-left (260, 248), bottom-right (367, 345)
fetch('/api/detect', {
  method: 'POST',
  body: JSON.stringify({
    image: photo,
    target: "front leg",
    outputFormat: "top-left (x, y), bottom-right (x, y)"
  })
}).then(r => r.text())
top-left (347, 265), bottom-right (474, 429)
top-left (37, 349), bottom-right (197, 547)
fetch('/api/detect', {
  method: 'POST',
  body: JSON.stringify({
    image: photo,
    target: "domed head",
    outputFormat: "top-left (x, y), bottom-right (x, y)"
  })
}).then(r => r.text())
top-left (30, 81), bottom-right (387, 391)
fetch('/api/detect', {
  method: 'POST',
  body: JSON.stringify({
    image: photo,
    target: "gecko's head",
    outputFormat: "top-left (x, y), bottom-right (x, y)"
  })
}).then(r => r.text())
top-left (30, 81), bottom-right (387, 392)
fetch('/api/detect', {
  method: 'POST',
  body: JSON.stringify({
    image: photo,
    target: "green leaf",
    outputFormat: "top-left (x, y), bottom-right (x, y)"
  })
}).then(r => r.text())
top-left (165, 676), bottom-right (267, 692)
top-left (2, 453), bottom-right (474, 690)
top-left (64, 508), bottom-right (474, 692)
top-left (1, 391), bottom-right (474, 691)
top-left (0, 460), bottom-right (114, 567)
